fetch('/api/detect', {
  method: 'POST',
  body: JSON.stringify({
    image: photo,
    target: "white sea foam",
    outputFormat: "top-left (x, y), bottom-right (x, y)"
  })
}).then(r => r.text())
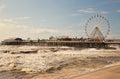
top-left (0, 45), bottom-right (119, 73)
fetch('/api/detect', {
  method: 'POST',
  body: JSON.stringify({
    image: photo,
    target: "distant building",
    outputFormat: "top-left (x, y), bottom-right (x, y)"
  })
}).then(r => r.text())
top-left (1, 37), bottom-right (47, 45)
top-left (49, 36), bottom-right (57, 41)
top-left (1, 38), bottom-right (23, 45)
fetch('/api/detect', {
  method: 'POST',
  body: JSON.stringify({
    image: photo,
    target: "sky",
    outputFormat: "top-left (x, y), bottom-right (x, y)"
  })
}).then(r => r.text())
top-left (0, 0), bottom-right (120, 41)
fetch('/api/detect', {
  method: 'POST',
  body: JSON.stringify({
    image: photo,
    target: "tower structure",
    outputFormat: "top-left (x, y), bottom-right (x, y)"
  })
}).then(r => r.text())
top-left (85, 14), bottom-right (110, 41)
top-left (89, 26), bottom-right (104, 41)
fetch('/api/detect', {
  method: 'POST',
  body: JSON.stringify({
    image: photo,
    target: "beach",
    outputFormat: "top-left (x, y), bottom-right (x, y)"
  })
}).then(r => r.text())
top-left (72, 65), bottom-right (120, 79)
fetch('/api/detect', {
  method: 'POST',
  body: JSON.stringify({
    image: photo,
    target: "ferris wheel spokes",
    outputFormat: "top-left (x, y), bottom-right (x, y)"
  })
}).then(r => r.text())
top-left (85, 14), bottom-right (110, 41)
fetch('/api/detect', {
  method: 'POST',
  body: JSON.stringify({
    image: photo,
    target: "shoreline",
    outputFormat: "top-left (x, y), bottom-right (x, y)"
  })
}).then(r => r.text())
top-left (70, 62), bottom-right (120, 79)
top-left (29, 57), bottom-right (120, 79)
top-left (71, 63), bottom-right (120, 79)
top-left (0, 62), bottom-right (120, 79)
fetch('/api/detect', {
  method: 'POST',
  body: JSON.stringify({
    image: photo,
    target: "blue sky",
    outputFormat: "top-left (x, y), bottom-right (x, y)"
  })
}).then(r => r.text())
top-left (0, 0), bottom-right (120, 41)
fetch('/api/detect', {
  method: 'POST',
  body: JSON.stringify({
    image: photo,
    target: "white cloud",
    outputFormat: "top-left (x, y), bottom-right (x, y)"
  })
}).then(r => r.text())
top-left (71, 8), bottom-right (109, 16)
top-left (29, 28), bottom-right (58, 34)
top-left (100, 11), bottom-right (108, 14)
top-left (117, 10), bottom-right (120, 12)
top-left (71, 13), bottom-right (81, 16)
top-left (0, 3), bottom-right (6, 12)
top-left (0, 18), bottom-right (17, 23)
top-left (29, 27), bottom-right (75, 37)
top-left (15, 17), bottom-right (32, 20)
top-left (0, 17), bottom-right (76, 41)
top-left (78, 8), bottom-right (95, 13)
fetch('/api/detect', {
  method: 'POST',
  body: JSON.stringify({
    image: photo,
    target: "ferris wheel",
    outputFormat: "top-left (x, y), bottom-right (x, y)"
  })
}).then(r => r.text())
top-left (85, 14), bottom-right (110, 40)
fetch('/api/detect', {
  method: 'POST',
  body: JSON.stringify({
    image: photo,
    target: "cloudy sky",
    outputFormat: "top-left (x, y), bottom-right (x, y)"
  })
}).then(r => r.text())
top-left (0, 0), bottom-right (120, 41)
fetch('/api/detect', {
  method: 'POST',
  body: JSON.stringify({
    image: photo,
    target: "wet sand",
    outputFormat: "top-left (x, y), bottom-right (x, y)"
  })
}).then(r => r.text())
top-left (0, 71), bottom-right (27, 79)
top-left (29, 57), bottom-right (120, 79)
top-left (72, 65), bottom-right (120, 79)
